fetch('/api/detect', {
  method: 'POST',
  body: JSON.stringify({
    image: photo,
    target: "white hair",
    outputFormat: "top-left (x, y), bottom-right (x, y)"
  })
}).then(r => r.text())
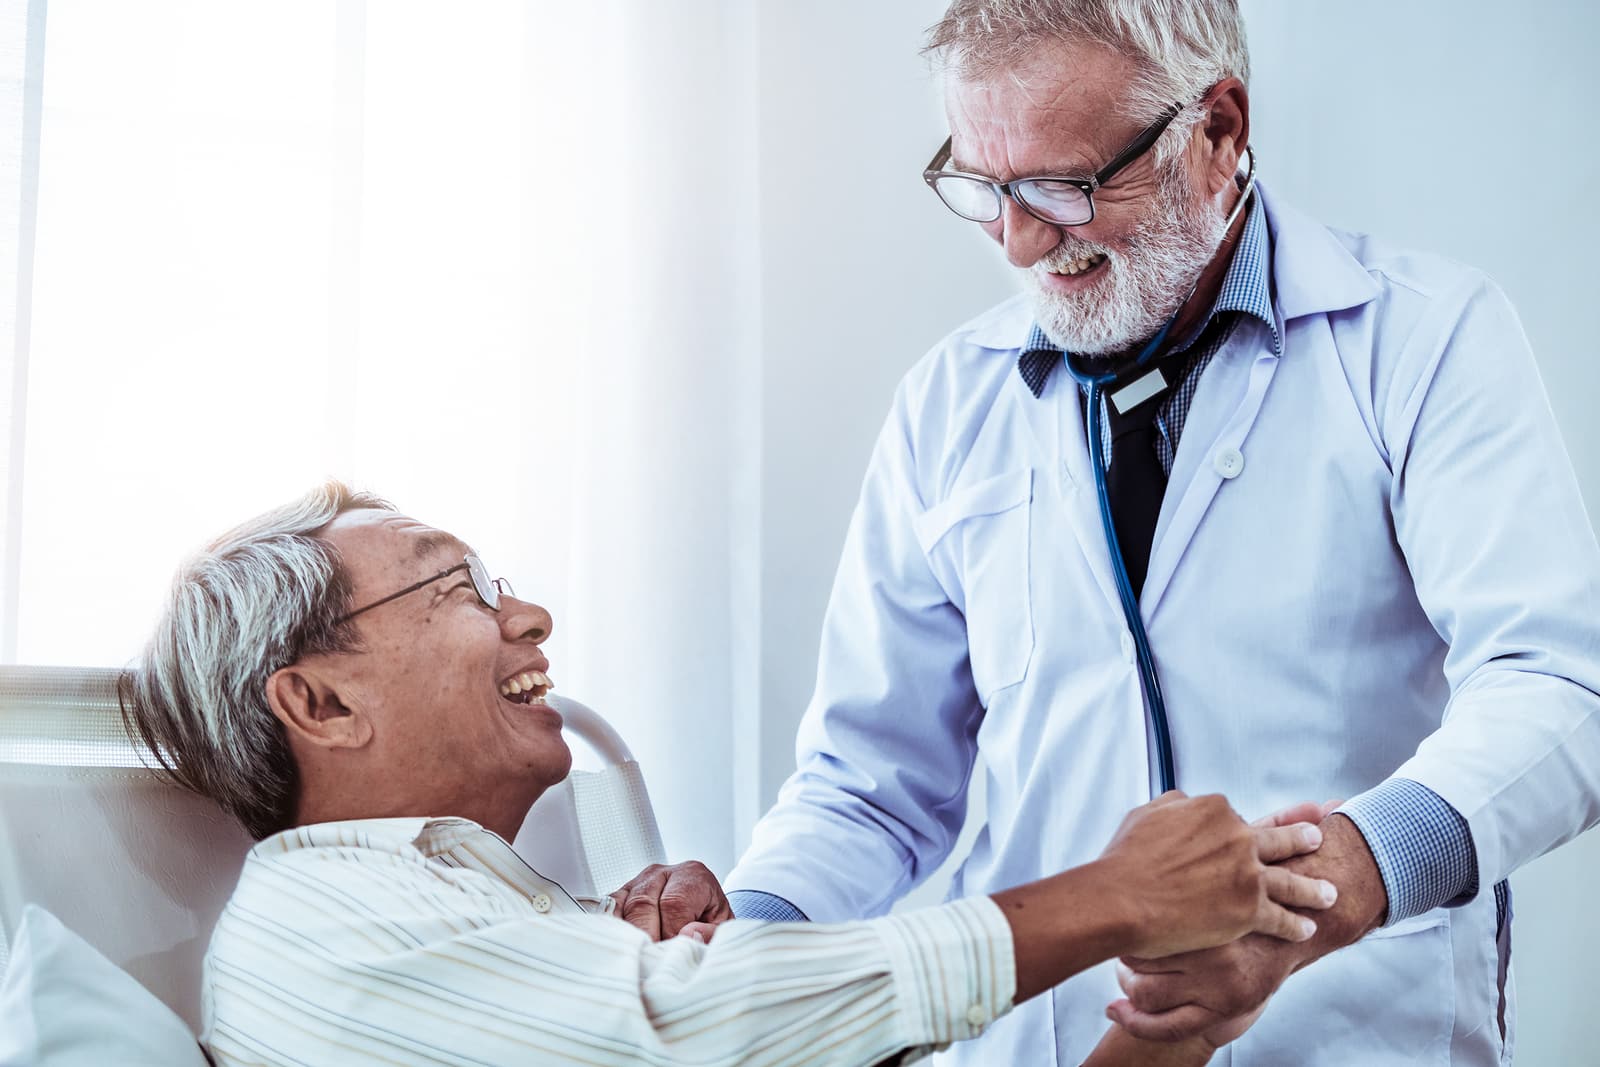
top-left (120, 481), bottom-right (391, 839)
top-left (925, 0), bottom-right (1251, 167)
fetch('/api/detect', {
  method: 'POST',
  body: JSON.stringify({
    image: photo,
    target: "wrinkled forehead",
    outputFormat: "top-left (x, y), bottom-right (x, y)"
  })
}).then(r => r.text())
top-left (320, 509), bottom-right (474, 598)
top-left (944, 39), bottom-right (1144, 177)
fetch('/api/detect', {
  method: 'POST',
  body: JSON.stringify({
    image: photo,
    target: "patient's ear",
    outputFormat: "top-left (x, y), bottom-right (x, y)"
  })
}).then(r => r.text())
top-left (266, 664), bottom-right (373, 750)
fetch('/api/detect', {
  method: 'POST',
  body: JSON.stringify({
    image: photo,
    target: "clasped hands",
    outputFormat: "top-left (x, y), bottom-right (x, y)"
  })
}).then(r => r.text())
top-left (609, 861), bottom-right (732, 944)
top-left (1103, 796), bottom-right (1388, 1054)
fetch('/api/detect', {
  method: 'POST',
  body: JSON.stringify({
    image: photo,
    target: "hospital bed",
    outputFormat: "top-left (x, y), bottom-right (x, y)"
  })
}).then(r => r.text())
top-left (0, 665), bottom-right (667, 1035)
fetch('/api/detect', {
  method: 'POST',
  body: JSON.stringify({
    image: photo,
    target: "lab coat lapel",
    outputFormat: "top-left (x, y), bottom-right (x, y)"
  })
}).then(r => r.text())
top-left (1138, 184), bottom-right (1381, 618)
top-left (1011, 360), bottom-right (1126, 612)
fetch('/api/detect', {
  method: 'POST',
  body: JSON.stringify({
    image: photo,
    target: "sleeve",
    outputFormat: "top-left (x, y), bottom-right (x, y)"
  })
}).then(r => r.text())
top-left (205, 850), bottom-right (1016, 1067)
top-left (1368, 274), bottom-right (1600, 890)
top-left (1338, 777), bottom-right (1477, 924)
top-left (726, 380), bottom-right (988, 921)
top-left (728, 889), bottom-right (809, 922)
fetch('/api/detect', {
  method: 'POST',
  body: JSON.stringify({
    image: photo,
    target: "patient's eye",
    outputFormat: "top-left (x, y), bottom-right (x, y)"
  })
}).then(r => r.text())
top-left (430, 579), bottom-right (474, 603)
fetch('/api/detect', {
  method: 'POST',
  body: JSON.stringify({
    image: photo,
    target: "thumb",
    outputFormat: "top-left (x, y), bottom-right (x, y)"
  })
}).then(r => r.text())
top-left (677, 921), bottom-right (719, 944)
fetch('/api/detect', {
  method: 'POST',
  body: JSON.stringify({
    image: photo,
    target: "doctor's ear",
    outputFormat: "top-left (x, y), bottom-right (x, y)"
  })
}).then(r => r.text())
top-left (265, 664), bottom-right (373, 750)
top-left (1196, 76), bottom-right (1250, 196)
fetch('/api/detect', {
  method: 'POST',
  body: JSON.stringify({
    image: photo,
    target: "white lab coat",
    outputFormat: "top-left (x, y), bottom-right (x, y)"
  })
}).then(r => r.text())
top-left (729, 184), bottom-right (1600, 1066)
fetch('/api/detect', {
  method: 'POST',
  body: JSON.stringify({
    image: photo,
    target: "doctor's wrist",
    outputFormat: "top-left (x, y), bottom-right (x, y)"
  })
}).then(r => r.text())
top-left (1283, 815), bottom-right (1388, 964)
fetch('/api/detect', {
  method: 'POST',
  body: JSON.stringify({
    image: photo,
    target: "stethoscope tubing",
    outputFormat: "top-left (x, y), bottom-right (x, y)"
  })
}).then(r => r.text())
top-left (1086, 376), bottom-right (1177, 793)
top-left (1063, 150), bottom-right (1259, 797)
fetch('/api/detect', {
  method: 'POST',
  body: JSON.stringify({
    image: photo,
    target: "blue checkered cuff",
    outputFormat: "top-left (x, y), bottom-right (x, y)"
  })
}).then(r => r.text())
top-left (1338, 778), bottom-right (1478, 926)
top-left (728, 889), bottom-right (809, 923)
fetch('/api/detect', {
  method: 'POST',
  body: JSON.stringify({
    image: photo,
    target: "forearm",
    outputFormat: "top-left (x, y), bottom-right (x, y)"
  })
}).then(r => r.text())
top-left (992, 860), bottom-right (1134, 1003)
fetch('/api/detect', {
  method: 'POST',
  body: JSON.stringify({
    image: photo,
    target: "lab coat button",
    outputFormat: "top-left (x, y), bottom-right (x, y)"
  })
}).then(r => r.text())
top-left (532, 893), bottom-right (553, 913)
top-left (1120, 631), bottom-right (1135, 663)
top-left (966, 1004), bottom-right (989, 1029)
top-left (1213, 447), bottom-right (1245, 479)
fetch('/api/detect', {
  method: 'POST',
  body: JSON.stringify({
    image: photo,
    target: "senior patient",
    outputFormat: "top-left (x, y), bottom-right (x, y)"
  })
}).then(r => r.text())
top-left (119, 481), bottom-right (1335, 1067)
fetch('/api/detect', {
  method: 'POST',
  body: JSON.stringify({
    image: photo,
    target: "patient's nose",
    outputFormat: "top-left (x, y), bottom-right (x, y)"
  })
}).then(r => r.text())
top-left (501, 597), bottom-right (553, 644)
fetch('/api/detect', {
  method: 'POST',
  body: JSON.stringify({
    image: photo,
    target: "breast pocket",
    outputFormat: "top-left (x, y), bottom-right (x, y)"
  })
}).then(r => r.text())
top-left (912, 470), bottom-right (1036, 703)
top-left (1236, 912), bottom-right (1454, 1066)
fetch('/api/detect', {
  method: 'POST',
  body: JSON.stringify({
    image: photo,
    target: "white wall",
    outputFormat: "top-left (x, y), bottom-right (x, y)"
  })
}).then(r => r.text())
top-left (751, 2), bottom-right (1600, 1062)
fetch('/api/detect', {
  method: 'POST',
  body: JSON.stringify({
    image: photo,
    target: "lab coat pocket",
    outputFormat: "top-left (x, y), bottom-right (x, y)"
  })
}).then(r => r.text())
top-left (1235, 911), bottom-right (1453, 1066)
top-left (912, 469), bottom-right (1035, 703)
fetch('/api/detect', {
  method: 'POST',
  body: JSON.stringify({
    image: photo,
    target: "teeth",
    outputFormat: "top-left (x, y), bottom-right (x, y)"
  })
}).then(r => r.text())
top-left (1053, 252), bottom-right (1105, 276)
top-left (499, 670), bottom-right (555, 700)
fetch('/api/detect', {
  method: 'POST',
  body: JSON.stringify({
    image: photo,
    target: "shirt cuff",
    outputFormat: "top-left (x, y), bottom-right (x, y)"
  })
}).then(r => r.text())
top-left (728, 889), bottom-right (809, 922)
top-left (1337, 777), bottom-right (1478, 926)
top-left (876, 896), bottom-right (1017, 1056)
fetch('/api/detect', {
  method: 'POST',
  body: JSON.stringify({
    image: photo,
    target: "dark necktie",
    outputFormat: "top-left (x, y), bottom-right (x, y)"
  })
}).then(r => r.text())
top-left (1101, 352), bottom-right (1188, 598)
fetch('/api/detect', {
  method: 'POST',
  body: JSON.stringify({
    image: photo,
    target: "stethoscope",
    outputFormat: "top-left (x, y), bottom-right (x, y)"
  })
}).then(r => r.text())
top-left (1059, 148), bottom-right (1258, 795)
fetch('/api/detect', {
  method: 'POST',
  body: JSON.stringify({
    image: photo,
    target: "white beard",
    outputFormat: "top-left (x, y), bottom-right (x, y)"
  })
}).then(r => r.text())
top-left (1023, 167), bottom-right (1229, 358)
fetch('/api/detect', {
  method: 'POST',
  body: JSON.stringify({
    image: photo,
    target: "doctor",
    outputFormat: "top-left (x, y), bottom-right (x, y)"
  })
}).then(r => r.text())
top-left (727, 1), bottom-right (1600, 1064)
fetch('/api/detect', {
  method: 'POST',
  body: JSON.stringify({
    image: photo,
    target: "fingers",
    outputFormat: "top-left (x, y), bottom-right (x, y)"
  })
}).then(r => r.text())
top-left (1319, 798), bottom-right (1345, 819)
top-left (613, 865), bottom-right (670, 941)
top-left (1116, 962), bottom-right (1195, 1016)
top-left (613, 862), bottom-right (732, 941)
top-left (656, 861), bottom-right (732, 938)
top-left (1250, 801), bottom-right (1325, 828)
top-left (1261, 866), bottom-right (1337, 911)
top-left (1106, 998), bottom-right (1222, 1042)
top-left (1146, 789), bottom-right (1189, 807)
top-left (1251, 897), bottom-right (1317, 943)
top-left (1250, 821), bottom-right (1321, 864)
top-left (677, 920), bottom-right (719, 944)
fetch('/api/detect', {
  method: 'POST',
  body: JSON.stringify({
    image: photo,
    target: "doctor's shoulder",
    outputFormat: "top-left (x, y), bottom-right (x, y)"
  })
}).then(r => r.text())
top-left (1301, 224), bottom-right (1531, 407)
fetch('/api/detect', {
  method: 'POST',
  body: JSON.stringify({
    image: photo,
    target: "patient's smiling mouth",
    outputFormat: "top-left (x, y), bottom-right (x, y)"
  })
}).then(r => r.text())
top-left (499, 669), bottom-right (553, 705)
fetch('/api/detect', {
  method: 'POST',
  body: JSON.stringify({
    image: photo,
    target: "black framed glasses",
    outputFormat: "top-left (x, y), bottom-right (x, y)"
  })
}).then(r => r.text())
top-left (923, 101), bottom-right (1184, 227)
top-left (337, 554), bottom-right (513, 623)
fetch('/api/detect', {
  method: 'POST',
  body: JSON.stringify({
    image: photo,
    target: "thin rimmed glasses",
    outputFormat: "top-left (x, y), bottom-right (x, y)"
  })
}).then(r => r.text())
top-left (922, 101), bottom-right (1183, 227)
top-left (337, 554), bottom-right (513, 623)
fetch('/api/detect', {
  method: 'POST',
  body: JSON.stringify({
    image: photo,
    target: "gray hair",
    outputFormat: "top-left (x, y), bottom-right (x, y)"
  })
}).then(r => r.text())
top-left (925, 0), bottom-right (1251, 168)
top-left (119, 481), bottom-right (392, 839)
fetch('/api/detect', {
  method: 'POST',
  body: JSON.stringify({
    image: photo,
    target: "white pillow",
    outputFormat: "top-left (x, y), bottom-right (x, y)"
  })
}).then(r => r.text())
top-left (0, 905), bottom-right (208, 1066)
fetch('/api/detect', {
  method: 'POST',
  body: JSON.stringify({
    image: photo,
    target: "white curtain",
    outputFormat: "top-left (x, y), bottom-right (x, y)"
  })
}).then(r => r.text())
top-left (0, 0), bottom-right (760, 872)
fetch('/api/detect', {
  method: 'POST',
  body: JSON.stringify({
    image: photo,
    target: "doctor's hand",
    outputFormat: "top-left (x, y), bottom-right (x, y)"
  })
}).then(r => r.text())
top-left (1108, 811), bottom-right (1387, 1042)
top-left (610, 861), bottom-right (734, 942)
top-left (1079, 1002), bottom-right (1267, 1067)
top-left (1096, 791), bottom-right (1337, 961)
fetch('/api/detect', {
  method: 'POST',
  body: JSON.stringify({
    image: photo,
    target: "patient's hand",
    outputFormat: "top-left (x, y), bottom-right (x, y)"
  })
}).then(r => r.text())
top-left (611, 861), bottom-right (733, 941)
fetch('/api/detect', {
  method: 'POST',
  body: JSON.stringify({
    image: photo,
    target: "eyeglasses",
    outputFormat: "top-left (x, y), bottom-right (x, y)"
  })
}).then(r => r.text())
top-left (336, 554), bottom-right (514, 623)
top-left (922, 101), bottom-right (1183, 227)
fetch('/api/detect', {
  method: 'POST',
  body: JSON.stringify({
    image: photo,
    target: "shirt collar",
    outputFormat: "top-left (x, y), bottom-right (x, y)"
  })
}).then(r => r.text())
top-left (1017, 190), bottom-right (1279, 399)
top-left (254, 816), bottom-right (490, 858)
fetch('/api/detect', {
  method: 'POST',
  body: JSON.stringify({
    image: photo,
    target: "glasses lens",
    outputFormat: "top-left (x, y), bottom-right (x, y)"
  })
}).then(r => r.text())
top-left (465, 555), bottom-right (500, 610)
top-left (1016, 180), bottom-right (1093, 225)
top-left (931, 175), bottom-right (1002, 223)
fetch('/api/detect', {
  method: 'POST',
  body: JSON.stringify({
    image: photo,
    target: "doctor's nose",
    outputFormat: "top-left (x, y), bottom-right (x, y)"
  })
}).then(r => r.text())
top-left (996, 196), bottom-right (1062, 269)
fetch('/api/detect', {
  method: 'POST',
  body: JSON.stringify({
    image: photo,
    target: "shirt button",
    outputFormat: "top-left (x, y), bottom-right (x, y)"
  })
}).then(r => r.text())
top-left (1213, 447), bottom-right (1245, 479)
top-left (966, 1004), bottom-right (989, 1029)
top-left (532, 893), bottom-right (553, 914)
top-left (1120, 631), bottom-right (1135, 664)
